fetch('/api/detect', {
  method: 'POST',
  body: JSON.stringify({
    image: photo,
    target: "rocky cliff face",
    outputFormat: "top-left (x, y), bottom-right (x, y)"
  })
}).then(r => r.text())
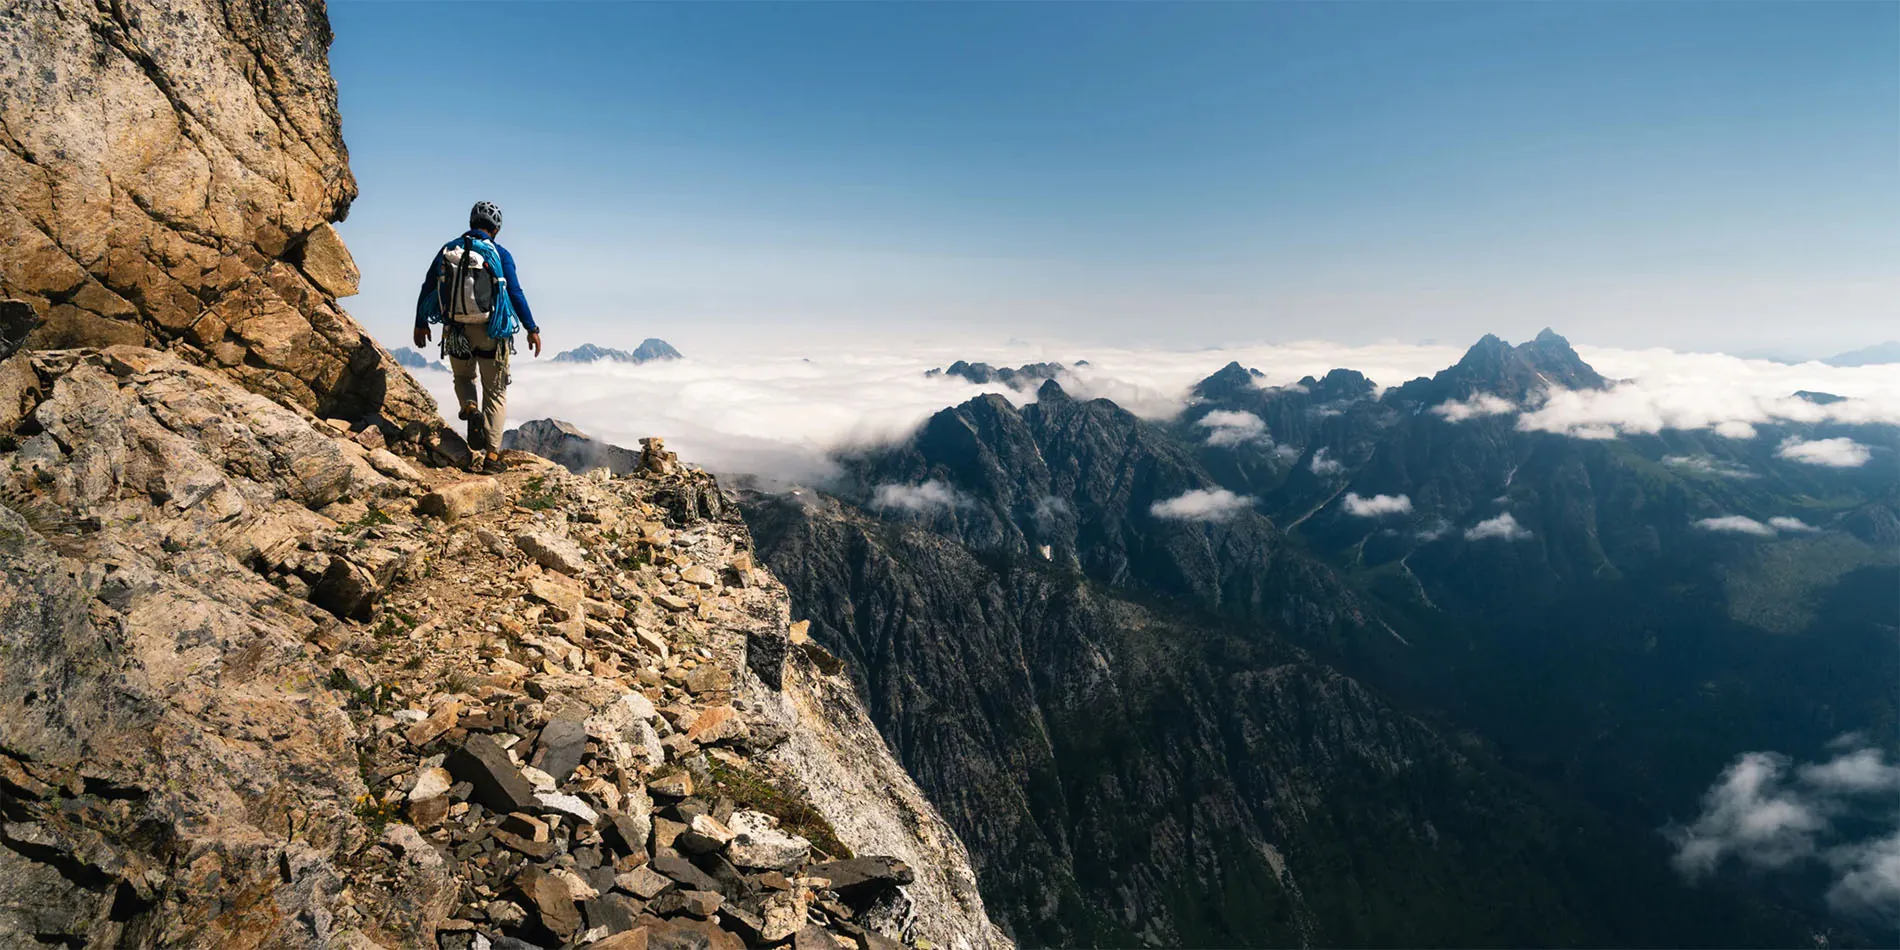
top-left (743, 490), bottom-right (1818, 948)
top-left (0, 2), bottom-right (1005, 946)
top-left (0, 347), bottom-right (1004, 949)
top-left (0, 0), bottom-right (446, 452)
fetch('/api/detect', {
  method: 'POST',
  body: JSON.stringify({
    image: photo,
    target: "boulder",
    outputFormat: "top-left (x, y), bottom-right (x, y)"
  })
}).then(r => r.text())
top-left (725, 811), bottom-right (811, 871)
top-left (588, 928), bottom-right (652, 950)
top-left (616, 864), bottom-right (674, 900)
top-left (807, 857), bottom-right (915, 901)
top-left (517, 865), bottom-right (583, 938)
top-left (636, 914), bottom-right (744, 950)
top-left (537, 716), bottom-right (589, 782)
top-left (419, 478), bottom-right (508, 522)
top-left (445, 734), bottom-right (539, 813)
top-left (516, 528), bottom-right (592, 576)
top-left (296, 222), bottom-right (360, 297)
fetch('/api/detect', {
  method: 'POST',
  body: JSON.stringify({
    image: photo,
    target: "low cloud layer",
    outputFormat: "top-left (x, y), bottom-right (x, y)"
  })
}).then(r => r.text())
top-left (1342, 492), bottom-right (1413, 517)
top-left (1663, 455), bottom-right (1759, 479)
top-left (1694, 515), bottom-right (1777, 537)
top-left (1432, 393), bottom-right (1515, 422)
top-left (1151, 488), bottom-right (1252, 522)
top-left (403, 336), bottom-right (1899, 485)
top-left (1309, 448), bottom-right (1345, 476)
top-left (1197, 410), bottom-right (1270, 447)
top-left (1777, 437), bottom-right (1873, 468)
top-left (1670, 738), bottom-right (1900, 924)
top-left (1465, 512), bottom-right (1532, 541)
top-left (872, 480), bottom-right (967, 513)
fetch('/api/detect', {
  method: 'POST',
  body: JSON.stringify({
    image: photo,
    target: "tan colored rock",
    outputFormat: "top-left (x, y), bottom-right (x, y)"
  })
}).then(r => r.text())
top-left (590, 928), bottom-right (651, 950)
top-left (419, 477), bottom-right (508, 522)
top-left (297, 222), bottom-right (360, 297)
top-left (0, 0), bottom-right (444, 437)
top-left (529, 575), bottom-right (586, 621)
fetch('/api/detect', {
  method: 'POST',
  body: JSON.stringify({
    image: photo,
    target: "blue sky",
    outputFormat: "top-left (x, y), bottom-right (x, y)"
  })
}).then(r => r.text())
top-left (329, 1), bottom-right (1897, 358)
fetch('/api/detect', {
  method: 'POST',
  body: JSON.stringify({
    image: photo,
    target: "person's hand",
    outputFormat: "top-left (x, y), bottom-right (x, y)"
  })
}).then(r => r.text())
top-left (527, 332), bottom-right (542, 358)
top-left (413, 326), bottom-right (430, 348)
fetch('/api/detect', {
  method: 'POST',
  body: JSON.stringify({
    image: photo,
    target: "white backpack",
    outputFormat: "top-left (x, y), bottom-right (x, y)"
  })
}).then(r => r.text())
top-left (437, 237), bottom-right (498, 325)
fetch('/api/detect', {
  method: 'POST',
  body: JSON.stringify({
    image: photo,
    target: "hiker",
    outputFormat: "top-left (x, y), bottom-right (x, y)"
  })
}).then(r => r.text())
top-left (413, 200), bottom-right (542, 473)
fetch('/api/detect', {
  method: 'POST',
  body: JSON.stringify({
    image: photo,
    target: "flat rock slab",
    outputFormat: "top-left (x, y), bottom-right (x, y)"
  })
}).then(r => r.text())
top-left (444, 733), bottom-right (538, 813)
top-left (635, 914), bottom-right (745, 950)
top-left (419, 477), bottom-right (508, 522)
top-left (807, 857), bottom-right (915, 899)
top-left (536, 716), bottom-right (588, 782)
top-left (516, 528), bottom-right (591, 576)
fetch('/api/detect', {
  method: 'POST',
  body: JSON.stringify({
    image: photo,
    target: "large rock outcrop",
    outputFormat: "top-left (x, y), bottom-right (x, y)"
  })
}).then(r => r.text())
top-left (0, 0), bottom-right (441, 444)
top-left (0, 347), bottom-right (1007, 948)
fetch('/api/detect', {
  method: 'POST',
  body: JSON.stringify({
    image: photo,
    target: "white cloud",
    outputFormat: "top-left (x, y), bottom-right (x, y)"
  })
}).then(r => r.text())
top-left (1671, 740), bottom-right (1900, 924)
top-left (1663, 455), bottom-right (1757, 479)
top-left (1694, 516), bottom-right (1776, 537)
top-left (1342, 492), bottom-right (1413, 517)
top-left (871, 480), bottom-right (967, 513)
top-left (1514, 345), bottom-right (1900, 441)
top-left (1694, 515), bottom-right (1825, 537)
top-left (1431, 393), bottom-right (1515, 422)
top-left (1767, 516), bottom-right (1819, 534)
top-left (1670, 752), bottom-right (1829, 877)
top-left (1416, 519), bottom-right (1452, 541)
top-left (1776, 437), bottom-right (1872, 468)
top-left (401, 335), bottom-right (1900, 486)
top-left (1309, 448), bottom-right (1345, 476)
top-left (1829, 831), bottom-right (1900, 923)
top-left (1197, 410), bottom-right (1270, 447)
top-left (1151, 488), bottom-right (1252, 522)
top-left (1464, 512), bottom-right (1532, 541)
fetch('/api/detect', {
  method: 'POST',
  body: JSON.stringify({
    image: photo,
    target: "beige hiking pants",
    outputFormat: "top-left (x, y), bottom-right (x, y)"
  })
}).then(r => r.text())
top-left (449, 322), bottom-right (510, 454)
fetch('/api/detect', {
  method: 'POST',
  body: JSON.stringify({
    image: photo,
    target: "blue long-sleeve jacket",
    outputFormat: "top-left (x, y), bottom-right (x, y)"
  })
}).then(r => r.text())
top-left (414, 229), bottom-right (538, 334)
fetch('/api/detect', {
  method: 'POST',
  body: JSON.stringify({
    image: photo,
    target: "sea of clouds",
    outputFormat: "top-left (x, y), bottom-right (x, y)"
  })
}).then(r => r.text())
top-left (409, 336), bottom-right (1900, 484)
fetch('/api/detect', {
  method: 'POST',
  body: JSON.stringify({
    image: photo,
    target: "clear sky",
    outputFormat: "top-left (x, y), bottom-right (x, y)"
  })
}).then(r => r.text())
top-left (328, 1), bottom-right (1898, 359)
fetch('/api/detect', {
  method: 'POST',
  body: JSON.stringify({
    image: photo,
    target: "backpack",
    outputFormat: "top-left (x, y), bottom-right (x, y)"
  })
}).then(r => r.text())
top-left (436, 236), bottom-right (498, 324)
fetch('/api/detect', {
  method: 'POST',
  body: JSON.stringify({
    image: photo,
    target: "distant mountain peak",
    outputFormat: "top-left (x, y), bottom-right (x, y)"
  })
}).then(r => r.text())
top-left (1824, 341), bottom-right (1900, 367)
top-left (1441, 330), bottom-right (1605, 397)
top-left (926, 359), bottom-right (1072, 390)
top-left (390, 346), bottom-right (447, 372)
top-left (1036, 377), bottom-right (1071, 403)
top-left (551, 339), bottom-right (683, 364)
top-left (1193, 361), bottom-right (1265, 399)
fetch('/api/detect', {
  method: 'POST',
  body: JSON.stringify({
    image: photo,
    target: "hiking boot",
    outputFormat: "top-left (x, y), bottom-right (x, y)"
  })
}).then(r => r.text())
top-left (481, 452), bottom-right (506, 475)
top-left (457, 400), bottom-right (479, 421)
top-left (466, 414), bottom-right (488, 453)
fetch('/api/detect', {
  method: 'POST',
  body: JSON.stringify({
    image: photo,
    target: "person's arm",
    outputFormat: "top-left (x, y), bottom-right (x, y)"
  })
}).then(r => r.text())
top-left (498, 244), bottom-right (541, 355)
top-left (414, 251), bottom-right (442, 346)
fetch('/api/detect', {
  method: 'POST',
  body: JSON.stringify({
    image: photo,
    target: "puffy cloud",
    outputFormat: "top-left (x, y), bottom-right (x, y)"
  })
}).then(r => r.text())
top-left (1309, 448), bottom-right (1345, 476)
top-left (871, 480), bottom-right (967, 513)
top-left (1342, 492), bottom-right (1413, 517)
top-left (1671, 740), bottom-right (1900, 924)
top-left (1776, 437), bottom-right (1873, 468)
top-left (1464, 512), bottom-right (1532, 541)
top-left (1663, 455), bottom-right (1757, 479)
top-left (1670, 752), bottom-right (1829, 877)
top-left (1431, 393), bottom-right (1515, 422)
top-left (1694, 516), bottom-right (1776, 537)
top-left (1197, 410), bottom-right (1270, 447)
top-left (1151, 488), bottom-right (1252, 522)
